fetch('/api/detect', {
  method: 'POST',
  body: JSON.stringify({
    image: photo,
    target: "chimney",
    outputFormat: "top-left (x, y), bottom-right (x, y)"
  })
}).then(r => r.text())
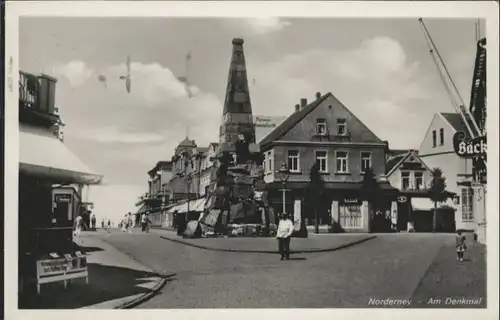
top-left (316, 92), bottom-right (321, 100)
top-left (295, 104), bottom-right (300, 112)
top-left (300, 98), bottom-right (307, 109)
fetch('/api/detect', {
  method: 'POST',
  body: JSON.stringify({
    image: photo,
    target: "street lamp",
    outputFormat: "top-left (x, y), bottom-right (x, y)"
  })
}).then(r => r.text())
top-left (278, 161), bottom-right (290, 216)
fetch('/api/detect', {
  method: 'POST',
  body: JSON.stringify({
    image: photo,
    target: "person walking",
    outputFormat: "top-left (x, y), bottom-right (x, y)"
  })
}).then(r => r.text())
top-left (276, 213), bottom-right (294, 260)
top-left (91, 212), bottom-right (96, 229)
top-left (456, 231), bottom-right (467, 262)
top-left (141, 213), bottom-right (148, 232)
top-left (74, 214), bottom-right (83, 240)
top-left (127, 213), bottom-right (133, 233)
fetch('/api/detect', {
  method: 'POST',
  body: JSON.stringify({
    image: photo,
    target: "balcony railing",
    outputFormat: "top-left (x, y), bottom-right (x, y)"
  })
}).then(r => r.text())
top-left (19, 71), bottom-right (39, 109)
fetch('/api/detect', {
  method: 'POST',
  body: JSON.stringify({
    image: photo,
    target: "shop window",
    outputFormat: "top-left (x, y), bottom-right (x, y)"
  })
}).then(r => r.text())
top-left (461, 188), bottom-right (474, 221)
top-left (287, 150), bottom-right (300, 172)
top-left (315, 150), bottom-right (328, 173)
top-left (339, 202), bottom-right (362, 228)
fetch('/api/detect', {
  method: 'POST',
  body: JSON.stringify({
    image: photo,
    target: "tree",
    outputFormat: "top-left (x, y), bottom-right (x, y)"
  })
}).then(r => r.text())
top-left (428, 168), bottom-right (448, 232)
top-left (307, 163), bottom-right (325, 234)
top-left (361, 167), bottom-right (381, 231)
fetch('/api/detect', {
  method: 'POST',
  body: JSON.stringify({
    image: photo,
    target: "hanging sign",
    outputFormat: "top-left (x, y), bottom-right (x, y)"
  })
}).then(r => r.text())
top-left (397, 196), bottom-right (407, 203)
top-left (453, 131), bottom-right (487, 158)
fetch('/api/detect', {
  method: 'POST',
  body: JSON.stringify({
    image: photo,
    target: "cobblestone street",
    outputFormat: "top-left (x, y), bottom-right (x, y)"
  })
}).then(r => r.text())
top-left (91, 230), bottom-right (486, 308)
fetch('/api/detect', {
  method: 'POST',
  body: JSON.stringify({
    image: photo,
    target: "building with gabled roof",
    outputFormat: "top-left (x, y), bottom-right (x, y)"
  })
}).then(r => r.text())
top-left (418, 112), bottom-right (474, 231)
top-left (259, 91), bottom-right (398, 233)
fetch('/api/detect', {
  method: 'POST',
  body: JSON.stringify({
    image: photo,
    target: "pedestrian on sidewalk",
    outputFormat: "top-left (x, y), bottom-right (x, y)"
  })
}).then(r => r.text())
top-left (276, 213), bottom-right (294, 260)
top-left (127, 213), bottom-right (133, 233)
top-left (91, 212), bottom-right (96, 229)
top-left (107, 219), bottom-right (111, 231)
top-left (141, 213), bottom-right (148, 232)
top-left (74, 214), bottom-right (83, 239)
top-left (456, 231), bottom-right (467, 262)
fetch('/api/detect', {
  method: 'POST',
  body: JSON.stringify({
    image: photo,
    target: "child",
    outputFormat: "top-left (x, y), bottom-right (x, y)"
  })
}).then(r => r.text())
top-left (456, 231), bottom-right (467, 261)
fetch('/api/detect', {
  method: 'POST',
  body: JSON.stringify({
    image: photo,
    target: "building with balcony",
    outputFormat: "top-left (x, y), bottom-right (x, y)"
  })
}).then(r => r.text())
top-left (259, 92), bottom-right (398, 233)
top-left (418, 112), bottom-right (474, 231)
top-left (18, 71), bottom-right (103, 291)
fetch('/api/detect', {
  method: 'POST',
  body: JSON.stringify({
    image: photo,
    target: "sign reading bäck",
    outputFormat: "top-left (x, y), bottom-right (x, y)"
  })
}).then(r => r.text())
top-left (453, 131), bottom-right (487, 158)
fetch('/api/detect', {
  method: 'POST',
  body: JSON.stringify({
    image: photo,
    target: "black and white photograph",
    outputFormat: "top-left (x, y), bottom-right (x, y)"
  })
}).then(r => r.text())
top-left (3, 1), bottom-right (498, 318)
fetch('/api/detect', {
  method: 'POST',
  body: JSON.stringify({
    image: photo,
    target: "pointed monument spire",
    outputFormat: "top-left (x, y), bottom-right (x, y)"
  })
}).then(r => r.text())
top-left (219, 38), bottom-right (256, 154)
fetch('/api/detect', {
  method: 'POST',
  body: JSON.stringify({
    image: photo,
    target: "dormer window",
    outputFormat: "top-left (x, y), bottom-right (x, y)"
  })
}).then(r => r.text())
top-left (337, 118), bottom-right (347, 136)
top-left (316, 118), bottom-right (327, 136)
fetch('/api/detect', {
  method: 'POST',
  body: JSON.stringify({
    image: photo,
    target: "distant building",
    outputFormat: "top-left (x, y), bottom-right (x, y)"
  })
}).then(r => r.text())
top-left (259, 92), bottom-right (397, 233)
top-left (418, 112), bottom-right (474, 231)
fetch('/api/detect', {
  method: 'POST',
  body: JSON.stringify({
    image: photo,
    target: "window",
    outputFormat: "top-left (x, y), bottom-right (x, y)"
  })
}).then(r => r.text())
top-left (415, 172), bottom-right (424, 190)
top-left (461, 188), bottom-right (474, 221)
top-left (401, 172), bottom-right (410, 190)
top-left (287, 150), bottom-right (300, 172)
top-left (316, 118), bottom-right (327, 135)
top-left (267, 151), bottom-right (273, 173)
top-left (339, 202), bottom-right (363, 228)
top-left (337, 118), bottom-right (347, 136)
top-left (439, 128), bottom-right (444, 146)
top-left (432, 130), bottom-right (437, 148)
top-left (315, 150), bottom-right (328, 173)
top-left (336, 151), bottom-right (348, 173)
top-left (263, 153), bottom-right (267, 172)
top-left (361, 152), bottom-right (372, 172)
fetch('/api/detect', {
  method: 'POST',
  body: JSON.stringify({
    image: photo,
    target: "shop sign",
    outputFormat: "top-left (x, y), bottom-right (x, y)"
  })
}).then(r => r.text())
top-left (341, 198), bottom-right (361, 205)
top-left (453, 132), bottom-right (487, 158)
top-left (55, 194), bottom-right (72, 203)
top-left (37, 259), bottom-right (69, 277)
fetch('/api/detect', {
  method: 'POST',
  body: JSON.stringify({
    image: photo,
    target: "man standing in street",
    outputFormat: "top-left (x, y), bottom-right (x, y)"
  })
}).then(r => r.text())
top-left (276, 213), bottom-right (294, 260)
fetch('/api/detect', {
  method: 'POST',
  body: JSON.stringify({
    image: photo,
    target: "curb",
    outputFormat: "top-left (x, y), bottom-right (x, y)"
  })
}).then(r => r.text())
top-left (159, 235), bottom-right (377, 254)
top-left (114, 276), bottom-right (170, 309)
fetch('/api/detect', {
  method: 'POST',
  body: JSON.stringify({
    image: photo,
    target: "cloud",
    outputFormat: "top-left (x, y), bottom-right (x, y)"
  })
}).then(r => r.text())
top-left (249, 36), bottom-right (433, 148)
top-left (54, 60), bottom-right (94, 88)
top-left (80, 126), bottom-right (166, 144)
top-left (245, 17), bottom-right (291, 34)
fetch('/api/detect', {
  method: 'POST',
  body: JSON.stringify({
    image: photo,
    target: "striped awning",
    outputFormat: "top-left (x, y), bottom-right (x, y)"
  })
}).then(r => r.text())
top-left (167, 198), bottom-right (206, 214)
top-left (19, 124), bottom-right (104, 185)
top-left (411, 198), bottom-right (456, 211)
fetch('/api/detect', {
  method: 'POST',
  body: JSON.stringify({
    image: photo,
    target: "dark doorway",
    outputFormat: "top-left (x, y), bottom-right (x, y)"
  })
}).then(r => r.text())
top-left (397, 201), bottom-right (410, 231)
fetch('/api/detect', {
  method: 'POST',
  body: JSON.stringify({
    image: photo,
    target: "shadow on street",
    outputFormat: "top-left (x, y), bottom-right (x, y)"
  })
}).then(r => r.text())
top-left (19, 263), bottom-right (166, 309)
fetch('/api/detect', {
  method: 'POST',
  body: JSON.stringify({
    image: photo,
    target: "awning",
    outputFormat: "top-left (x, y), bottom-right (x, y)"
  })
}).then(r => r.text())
top-left (411, 198), bottom-right (456, 211)
top-left (19, 125), bottom-right (104, 185)
top-left (411, 198), bottom-right (435, 211)
top-left (167, 198), bottom-right (207, 214)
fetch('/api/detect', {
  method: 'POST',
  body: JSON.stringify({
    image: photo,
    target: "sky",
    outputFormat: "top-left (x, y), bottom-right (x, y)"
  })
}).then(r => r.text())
top-left (19, 17), bottom-right (483, 223)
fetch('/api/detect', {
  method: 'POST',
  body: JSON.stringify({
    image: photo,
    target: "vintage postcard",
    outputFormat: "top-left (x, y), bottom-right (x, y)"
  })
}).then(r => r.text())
top-left (3, 1), bottom-right (498, 320)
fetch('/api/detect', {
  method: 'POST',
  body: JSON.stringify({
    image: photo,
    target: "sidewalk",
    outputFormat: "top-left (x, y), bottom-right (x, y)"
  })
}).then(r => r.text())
top-left (411, 237), bottom-right (487, 308)
top-left (152, 228), bottom-right (376, 253)
top-left (18, 233), bottom-right (169, 309)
